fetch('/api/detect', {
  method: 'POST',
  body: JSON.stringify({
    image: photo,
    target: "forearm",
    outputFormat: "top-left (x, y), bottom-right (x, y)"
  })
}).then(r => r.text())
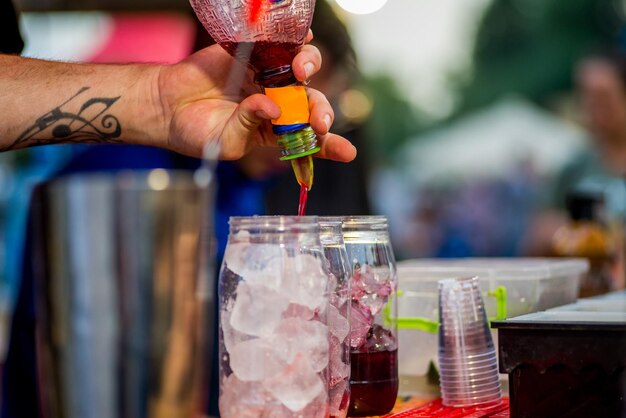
top-left (0, 54), bottom-right (167, 151)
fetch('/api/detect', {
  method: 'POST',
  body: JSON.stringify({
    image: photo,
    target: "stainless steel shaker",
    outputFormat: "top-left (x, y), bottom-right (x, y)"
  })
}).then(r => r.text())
top-left (30, 169), bottom-right (214, 418)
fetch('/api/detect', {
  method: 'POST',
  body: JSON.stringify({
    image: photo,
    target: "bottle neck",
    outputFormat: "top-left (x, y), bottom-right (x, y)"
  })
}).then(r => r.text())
top-left (256, 65), bottom-right (298, 88)
top-left (257, 65), bottom-right (320, 160)
top-left (277, 126), bottom-right (318, 160)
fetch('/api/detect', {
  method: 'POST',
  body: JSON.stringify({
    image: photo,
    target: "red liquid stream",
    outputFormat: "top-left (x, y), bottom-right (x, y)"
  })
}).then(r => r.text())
top-left (348, 349), bottom-right (399, 416)
top-left (298, 185), bottom-right (309, 216)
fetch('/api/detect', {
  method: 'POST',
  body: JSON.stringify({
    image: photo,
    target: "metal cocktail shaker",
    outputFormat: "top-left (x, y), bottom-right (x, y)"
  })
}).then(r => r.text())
top-left (29, 169), bottom-right (214, 418)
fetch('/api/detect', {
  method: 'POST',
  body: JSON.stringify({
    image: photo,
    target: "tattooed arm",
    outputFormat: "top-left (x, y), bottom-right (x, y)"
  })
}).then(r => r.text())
top-left (0, 55), bottom-right (164, 151)
top-left (0, 46), bottom-right (356, 162)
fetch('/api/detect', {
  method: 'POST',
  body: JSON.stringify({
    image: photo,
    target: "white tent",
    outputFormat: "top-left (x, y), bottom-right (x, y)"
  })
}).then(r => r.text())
top-left (398, 98), bottom-right (587, 184)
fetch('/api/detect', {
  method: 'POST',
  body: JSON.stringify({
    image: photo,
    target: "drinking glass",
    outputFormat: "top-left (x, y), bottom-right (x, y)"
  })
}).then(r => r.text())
top-left (438, 277), bottom-right (501, 407)
top-left (342, 216), bottom-right (399, 416)
top-left (218, 216), bottom-right (331, 418)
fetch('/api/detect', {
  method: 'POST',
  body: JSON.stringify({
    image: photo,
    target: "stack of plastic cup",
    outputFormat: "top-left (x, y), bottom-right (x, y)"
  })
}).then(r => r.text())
top-left (438, 276), bottom-right (502, 407)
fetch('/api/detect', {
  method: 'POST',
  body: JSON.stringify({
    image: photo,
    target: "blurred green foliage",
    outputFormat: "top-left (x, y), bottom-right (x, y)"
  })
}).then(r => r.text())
top-left (458, 0), bottom-right (625, 112)
top-left (361, 74), bottom-right (423, 161)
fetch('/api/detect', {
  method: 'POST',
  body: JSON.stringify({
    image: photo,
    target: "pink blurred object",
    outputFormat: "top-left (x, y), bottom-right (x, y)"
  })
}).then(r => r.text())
top-left (89, 13), bottom-right (195, 64)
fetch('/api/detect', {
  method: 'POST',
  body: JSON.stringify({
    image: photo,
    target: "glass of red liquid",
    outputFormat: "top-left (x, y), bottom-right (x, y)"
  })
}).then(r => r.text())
top-left (342, 216), bottom-right (399, 416)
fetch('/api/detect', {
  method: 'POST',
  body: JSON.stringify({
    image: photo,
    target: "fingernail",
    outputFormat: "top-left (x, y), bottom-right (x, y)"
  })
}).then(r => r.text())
top-left (304, 62), bottom-right (315, 79)
top-left (323, 114), bottom-right (332, 131)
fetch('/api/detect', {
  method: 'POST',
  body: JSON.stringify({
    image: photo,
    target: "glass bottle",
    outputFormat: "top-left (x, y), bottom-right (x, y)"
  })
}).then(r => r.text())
top-left (190, 0), bottom-right (319, 194)
top-left (342, 216), bottom-right (399, 416)
top-left (319, 217), bottom-right (352, 418)
top-left (218, 216), bottom-right (330, 418)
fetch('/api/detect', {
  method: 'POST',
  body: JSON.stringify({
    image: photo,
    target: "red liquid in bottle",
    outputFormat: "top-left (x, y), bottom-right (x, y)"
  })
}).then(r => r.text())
top-left (219, 41), bottom-right (301, 78)
top-left (348, 349), bottom-right (399, 416)
top-left (298, 185), bottom-right (308, 216)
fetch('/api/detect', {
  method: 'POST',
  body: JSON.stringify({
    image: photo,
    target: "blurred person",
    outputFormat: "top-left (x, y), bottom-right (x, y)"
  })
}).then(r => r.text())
top-left (550, 51), bottom-right (626, 209)
top-left (524, 50), bottom-right (626, 290)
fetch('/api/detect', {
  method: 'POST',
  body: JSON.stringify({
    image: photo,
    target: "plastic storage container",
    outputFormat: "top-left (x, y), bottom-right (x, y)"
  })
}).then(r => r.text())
top-left (396, 258), bottom-right (589, 381)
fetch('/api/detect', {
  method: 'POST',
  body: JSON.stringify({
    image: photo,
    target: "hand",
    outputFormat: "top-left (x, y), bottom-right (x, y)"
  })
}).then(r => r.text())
top-left (156, 42), bottom-right (357, 162)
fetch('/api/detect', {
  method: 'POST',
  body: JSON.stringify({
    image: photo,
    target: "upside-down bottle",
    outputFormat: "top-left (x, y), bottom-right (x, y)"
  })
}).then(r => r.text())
top-left (190, 0), bottom-right (318, 213)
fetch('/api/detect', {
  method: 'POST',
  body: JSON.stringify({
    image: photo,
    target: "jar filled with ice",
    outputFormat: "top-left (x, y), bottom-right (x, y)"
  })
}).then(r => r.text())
top-left (319, 217), bottom-right (352, 418)
top-left (342, 216), bottom-right (399, 416)
top-left (218, 216), bottom-right (331, 418)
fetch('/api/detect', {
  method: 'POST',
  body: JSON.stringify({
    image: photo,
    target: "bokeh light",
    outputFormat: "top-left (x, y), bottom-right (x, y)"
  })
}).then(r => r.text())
top-left (334, 0), bottom-right (388, 15)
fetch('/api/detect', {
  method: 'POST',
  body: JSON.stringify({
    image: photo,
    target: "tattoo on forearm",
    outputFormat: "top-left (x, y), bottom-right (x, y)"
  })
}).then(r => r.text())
top-left (2, 87), bottom-right (122, 151)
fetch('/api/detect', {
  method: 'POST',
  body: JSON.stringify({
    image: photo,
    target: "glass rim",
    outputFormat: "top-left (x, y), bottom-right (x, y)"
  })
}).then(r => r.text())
top-left (229, 215), bottom-right (319, 230)
top-left (341, 215), bottom-right (388, 231)
top-left (318, 216), bottom-right (343, 226)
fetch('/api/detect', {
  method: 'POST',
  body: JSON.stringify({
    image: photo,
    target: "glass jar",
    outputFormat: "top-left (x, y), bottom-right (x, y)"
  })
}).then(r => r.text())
top-left (342, 216), bottom-right (399, 416)
top-left (218, 216), bottom-right (330, 418)
top-left (319, 217), bottom-right (352, 418)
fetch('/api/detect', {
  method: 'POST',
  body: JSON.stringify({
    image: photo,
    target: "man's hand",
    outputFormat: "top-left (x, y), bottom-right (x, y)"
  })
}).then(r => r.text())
top-left (0, 41), bottom-right (356, 162)
top-left (156, 43), bottom-right (357, 162)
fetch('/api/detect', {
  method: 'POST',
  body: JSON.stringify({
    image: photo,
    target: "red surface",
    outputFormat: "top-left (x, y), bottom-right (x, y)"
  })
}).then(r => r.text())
top-left (385, 398), bottom-right (509, 418)
top-left (89, 13), bottom-right (195, 64)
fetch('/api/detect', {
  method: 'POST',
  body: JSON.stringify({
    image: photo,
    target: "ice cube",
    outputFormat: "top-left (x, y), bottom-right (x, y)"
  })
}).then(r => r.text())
top-left (229, 338), bottom-right (287, 382)
top-left (264, 353), bottom-right (325, 412)
top-left (327, 273), bottom-right (338, 293)
top-left (330, 286), bottom-right (350, 311)
top-left (221, 302), bottom-right (253, 353)
top-left (329, 336), bottom-right (350, 387)
top-left (328, 304), bottom-right (349, 343)
top-left (263, 391), bottom-right (329, 418)
top-left (224, 241), bottom-right (285, 288)
top-left (219, 373), bottom-right (274, 418)
top-left (363, 324), bottom-right (398, 351)
top-left (282, 303), bottom-right (315, 321)
top-left (329, 379), bottom-right (350, 418)
top-left (230, 281), bottom-right (290, 337)
top-left (349, 301), bottom-right (373, 349)
top-left (286, 253), bottom-right (328, 310)
top-left (351, 264), bottom-right (394, 316)
top-left (273, 317), bottom-right (329, 372)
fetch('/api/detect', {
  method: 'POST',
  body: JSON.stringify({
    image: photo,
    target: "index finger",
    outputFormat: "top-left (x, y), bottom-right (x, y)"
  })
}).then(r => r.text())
top-left (292, 44), bottom-right (322, 82)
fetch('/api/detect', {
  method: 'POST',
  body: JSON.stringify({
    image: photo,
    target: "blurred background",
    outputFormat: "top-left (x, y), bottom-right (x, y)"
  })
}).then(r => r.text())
top-left (3, 0), bottom-right (626, 353)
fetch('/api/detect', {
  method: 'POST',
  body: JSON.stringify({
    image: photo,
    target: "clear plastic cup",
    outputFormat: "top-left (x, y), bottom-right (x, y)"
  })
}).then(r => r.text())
top-left (438, 277), bottom-right (502, 407)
